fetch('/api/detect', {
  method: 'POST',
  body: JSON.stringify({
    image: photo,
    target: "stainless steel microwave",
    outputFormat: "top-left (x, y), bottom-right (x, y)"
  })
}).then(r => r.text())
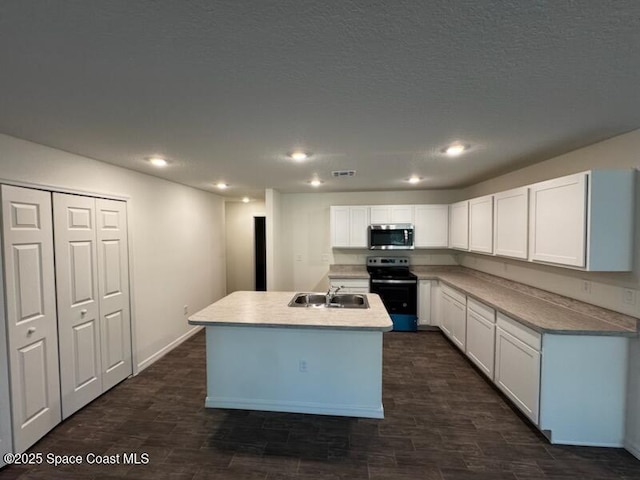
top-left (368, 224), bottom-right (415, 250)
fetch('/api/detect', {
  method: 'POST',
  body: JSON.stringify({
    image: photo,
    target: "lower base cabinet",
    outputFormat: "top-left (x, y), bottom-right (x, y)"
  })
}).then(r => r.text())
top-left (440, 285), bottom-right (466, 351)
top-left (436, 283), bottom-right (628, 447)
top-left (417, 280), bottom-right (433, 326)
top-left (494, 314), bottom-right (541, 424)
top-left (465, 298), bottom-right (496, 380)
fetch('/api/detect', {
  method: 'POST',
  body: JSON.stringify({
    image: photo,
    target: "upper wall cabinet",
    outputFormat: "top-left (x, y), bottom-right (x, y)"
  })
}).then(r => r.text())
top-left (494, 187), bottom-right (529, 260)
top-left (369, 205), bottom-right (414, 224)
top-left (414, 205), bottom-right (449, 248)
top-left (330, 206), bottom-right (369, 248)
top-left (469, 195), bottom-right (494, 254)
top-left (449, 201), bottom-right (469, 250)
top-left (529, 170), bottom-right (634, 271)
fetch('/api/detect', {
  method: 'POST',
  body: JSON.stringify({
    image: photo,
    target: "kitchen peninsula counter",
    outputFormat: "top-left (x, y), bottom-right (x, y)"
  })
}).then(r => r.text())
top-left (188, 291), bottom-right (392, 419)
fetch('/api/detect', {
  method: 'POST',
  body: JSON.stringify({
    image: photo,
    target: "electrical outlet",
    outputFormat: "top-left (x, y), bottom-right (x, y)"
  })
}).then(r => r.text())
top-left (321, 253), bottom-right (330, 264)
top-left (183, 305), bottom-right (189, 315)
top-left (295, 254), bottom-right (303, 262)
top-left (299, 360), bottom-right (308, 373)
top-left (581, 281), bottom-right (592, 295)
top-left (623, 288), bottom-right (637, 306)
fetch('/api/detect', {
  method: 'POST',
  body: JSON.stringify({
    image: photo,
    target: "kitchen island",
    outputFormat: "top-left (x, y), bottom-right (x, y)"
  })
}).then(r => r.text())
top-left (188, 291), bottom-right (393, 419)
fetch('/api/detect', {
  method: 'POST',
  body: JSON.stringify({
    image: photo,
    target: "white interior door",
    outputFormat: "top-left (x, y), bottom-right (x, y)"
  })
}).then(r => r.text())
top-left (1, 185), bottom-right (61, 453)
top-left (96, 199), bottom-right (132, 390)
top-left (53, 193), bottom-right (102, 419)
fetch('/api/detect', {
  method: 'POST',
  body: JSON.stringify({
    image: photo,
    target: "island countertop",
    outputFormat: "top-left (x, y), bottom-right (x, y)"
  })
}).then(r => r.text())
top-left (188, 291), bottom-right (393, 331)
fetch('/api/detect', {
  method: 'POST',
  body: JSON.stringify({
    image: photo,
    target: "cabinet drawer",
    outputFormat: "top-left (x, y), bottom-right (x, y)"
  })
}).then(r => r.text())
top-left (330, 278), bottom-right (369, 290)
top-left (496, 313), bottom-right (541, 351)
top-left (467, 297), bottom-right (495, 323)
top-left (441, 284), bottom-right (466, 305)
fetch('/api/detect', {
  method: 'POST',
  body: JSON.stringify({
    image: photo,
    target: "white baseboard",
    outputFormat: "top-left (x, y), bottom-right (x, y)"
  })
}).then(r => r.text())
top-left (136, 326), bottom-right (203, 373)
top-left (205, 396), bottom-right (384, 419)
top-left (626, 439), bottom-right (640, 461)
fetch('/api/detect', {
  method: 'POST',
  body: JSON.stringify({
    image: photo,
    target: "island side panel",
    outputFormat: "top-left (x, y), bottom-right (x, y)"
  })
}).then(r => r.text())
top-left (204, 325), bottom-right (384, 418)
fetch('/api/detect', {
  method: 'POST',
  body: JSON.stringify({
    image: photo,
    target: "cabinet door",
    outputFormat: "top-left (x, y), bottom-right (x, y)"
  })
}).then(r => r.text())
top-left (529, 173), bottom-right (587, 267)
top-left (53, 193), bottom-right (102, 419)
top-left (449, 201), bottom-right (469, 250)
top-left (439, 293), bottom-right (453, 337)
top-left (449, 298), bottom-right (467, 351)
top-left (349, 206), bottom-right (369, 248)
top-left (417, 281), bottom-right (432, 326)
top-left (495, 326), bottom-right (541, 424)
top-left (1, 185), bottom-right (61, 453)
top-left (391, 205), bottom-right (414, 224)
top-left (330, 206), bottom-right (351, 247)
top-left (414, 205), bottom-right (448, 248)
top-left (466, 308), bottom-right (495, 379)
top-left (494, 187), bottom-right (529, 259)
top-left (469, 196), bottom-right (493, 254)
top-left (96, 199), bottom-right (133, 391)
top-left (369, 206), bottom-right (391, 224)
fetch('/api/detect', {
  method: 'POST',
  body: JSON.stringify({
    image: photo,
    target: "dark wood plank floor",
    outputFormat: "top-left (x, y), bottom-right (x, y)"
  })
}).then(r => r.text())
top-left (2, 330), bottom-right (639, 479)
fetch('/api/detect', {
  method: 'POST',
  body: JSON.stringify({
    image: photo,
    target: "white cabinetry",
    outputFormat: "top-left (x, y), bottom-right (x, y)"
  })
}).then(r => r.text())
top-left (369, 205), bottom-right (414, 224)
top-left (468, 195), bottom-right (494, 254)
top-left (414, 205), bottom-right (449, 248)
top-left (417, 280), bottom-right (432, 326)
top-left (449, 201), bottom-right (469, 250)
top-left (330, 206), bottom-right (369, 248)
top-left (529, 170), bottom-right (634, 270)
top-left (329, 277), bottom-right (369, 294)
top-left (494, 187), bottom-right (529, 259)
top-left (495, 313), bottom-right (541, 424)
top-left (465, 298), bottom-right (496, 379)
top-left (440, 285), bottom-right (466, 351)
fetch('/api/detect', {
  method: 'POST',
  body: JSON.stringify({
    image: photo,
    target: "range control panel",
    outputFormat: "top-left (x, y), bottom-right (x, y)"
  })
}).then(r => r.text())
top-left (366, 256), bottom-right (410, 267)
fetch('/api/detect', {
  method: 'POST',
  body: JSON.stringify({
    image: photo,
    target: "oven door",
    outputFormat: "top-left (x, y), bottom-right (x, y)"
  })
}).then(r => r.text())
top-left (370, 279), bottom-right (417, 315)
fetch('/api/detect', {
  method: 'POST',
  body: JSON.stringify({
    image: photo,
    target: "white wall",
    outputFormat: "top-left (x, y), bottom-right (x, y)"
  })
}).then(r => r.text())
top-left (0, 134), bottom-right (226, 371)
top-left (277, 189), bottom-right (461, 291)
top-left (225, 200), bottom-right (266, 293)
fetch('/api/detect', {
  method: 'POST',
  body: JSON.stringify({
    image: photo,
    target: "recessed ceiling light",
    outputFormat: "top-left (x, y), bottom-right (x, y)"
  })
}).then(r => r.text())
top-left (148, 156), bottom-right (168, 167)
top-left (442, 143), bottom-right (468, 157)
top-left (309, 178), bottom-right (323, 187)
top-left (289, 151), bottom-right (311, 161)
top-left (242, 197), bottom-right (250, 203)
top-left (216, 182), bottom-right (228, 189)
top-left (408, 176), bottom-right (421, 184)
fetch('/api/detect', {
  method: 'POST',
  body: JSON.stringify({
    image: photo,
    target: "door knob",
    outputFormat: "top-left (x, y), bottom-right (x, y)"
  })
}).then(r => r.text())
top-left (80, 309), bottom-right (88, 316)
top-left (27, 327), bottom-right (36, 335)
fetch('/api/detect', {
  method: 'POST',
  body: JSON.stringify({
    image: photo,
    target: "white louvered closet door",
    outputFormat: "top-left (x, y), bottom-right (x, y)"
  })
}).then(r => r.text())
top-left (53, 193), bottom-right (102, 419)
top-left (1, 185), bottom-right (61, 453)
top-left (96, 199), bottom-right (132, 390)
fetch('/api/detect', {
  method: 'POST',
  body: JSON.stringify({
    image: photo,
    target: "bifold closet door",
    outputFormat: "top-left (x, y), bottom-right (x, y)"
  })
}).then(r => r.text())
top-left (1, 185), bottom-right (61, 453)
top-left (96, 199), bottom-right (132, 391)
top-left (53, 193), bottom-right (102, 419)
top-left (54, 195), bottom-right (132, 417)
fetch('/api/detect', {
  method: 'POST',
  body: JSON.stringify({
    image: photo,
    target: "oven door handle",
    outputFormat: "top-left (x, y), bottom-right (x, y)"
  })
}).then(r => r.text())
top-left (371, 279), bottom-right (417, 284)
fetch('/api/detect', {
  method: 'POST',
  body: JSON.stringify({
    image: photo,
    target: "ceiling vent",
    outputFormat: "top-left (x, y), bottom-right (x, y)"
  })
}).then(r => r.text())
top-left (331, 170), bottom-right (356, 178)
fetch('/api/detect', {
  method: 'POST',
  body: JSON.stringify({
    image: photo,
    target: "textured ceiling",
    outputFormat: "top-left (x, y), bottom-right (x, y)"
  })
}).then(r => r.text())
top-left (1, 1), bottom-right (639, 200)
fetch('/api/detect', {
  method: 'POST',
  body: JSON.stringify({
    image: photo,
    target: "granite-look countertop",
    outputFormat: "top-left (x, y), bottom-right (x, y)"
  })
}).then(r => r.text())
top-left (188, 291), bottom-right (393, 332)
top-left (329, 264), bottom-right (638, 336)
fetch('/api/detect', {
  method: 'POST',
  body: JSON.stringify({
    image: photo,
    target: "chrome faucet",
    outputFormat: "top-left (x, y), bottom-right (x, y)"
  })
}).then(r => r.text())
top-left (325, 285), bottom-right (342, 305)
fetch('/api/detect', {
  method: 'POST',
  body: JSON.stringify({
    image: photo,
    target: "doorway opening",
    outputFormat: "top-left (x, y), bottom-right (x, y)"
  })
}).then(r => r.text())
top-left (254, 216), bottom-right (266, 291)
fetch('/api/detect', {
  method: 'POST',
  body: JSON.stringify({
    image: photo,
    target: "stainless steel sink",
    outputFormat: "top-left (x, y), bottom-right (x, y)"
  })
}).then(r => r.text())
top-left (288, 292), bottom-right (369, 309)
